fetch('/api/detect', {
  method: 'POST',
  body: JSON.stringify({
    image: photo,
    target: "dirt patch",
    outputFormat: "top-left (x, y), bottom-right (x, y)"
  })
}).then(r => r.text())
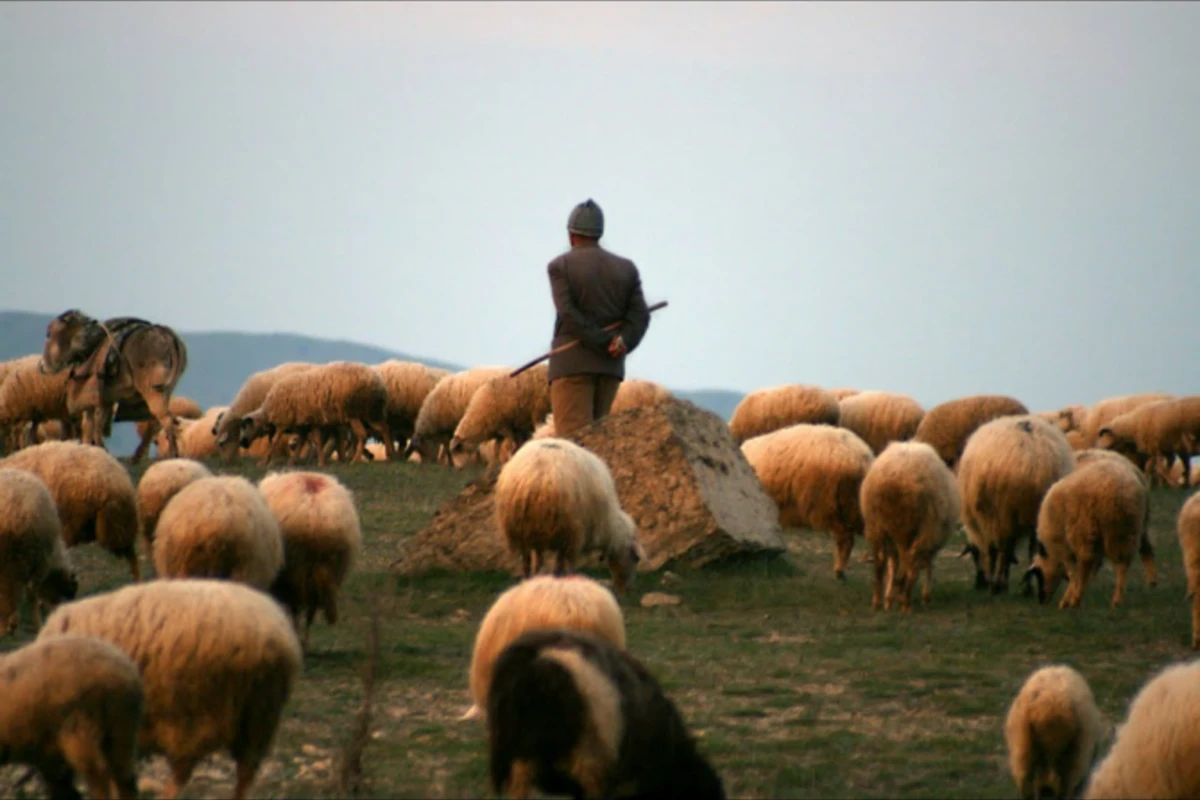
top-left (391, 398), bottom-right (785, 576)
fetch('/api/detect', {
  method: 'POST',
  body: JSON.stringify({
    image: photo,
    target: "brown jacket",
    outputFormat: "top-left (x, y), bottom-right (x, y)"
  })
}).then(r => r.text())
top-left (547, 242), bottom-right (651, 381)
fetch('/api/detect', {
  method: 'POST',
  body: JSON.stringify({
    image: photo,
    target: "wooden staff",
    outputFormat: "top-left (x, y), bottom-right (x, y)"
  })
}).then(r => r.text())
top-left (510, 300), bottom-right (668, 378)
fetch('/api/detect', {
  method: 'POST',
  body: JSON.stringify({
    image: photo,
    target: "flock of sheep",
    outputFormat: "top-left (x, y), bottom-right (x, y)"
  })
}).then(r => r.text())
top-left (2, 340), bottom-right (1200, 798)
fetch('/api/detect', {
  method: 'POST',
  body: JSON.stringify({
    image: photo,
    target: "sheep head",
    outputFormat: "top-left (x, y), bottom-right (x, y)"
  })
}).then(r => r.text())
top-left (238, 409), bottom-right (273, 449)
top-left (39, 309), bottom-right (95, 375)
top-left (36, 564), bottom-right (80, 607)
top-left (406, 433), bottom-right (443, 465)
top-left (605, 510), bottom-right (646, 595)
top-left (1095, 427), bottom-right (1133, 456)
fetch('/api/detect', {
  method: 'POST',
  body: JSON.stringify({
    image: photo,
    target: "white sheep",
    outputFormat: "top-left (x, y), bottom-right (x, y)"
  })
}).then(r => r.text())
top-left (0, 467), bottom-right (77, 634)
top-left (257, 470), bottom-right (362, 650)
top-left (728, 384), bottom-right (841, 444)
top-left (449, 364), bottom-right (551, 462)
top-left (957, 415), bottom-right (1075, 594)
top-left (486, 628), bottom-right (726, 800)
top-left (860, 441), bottom-right (961, 612)
top-left (1, 440), bottom-right (142, 581)
top-left (464, 574), bottom-right (627, 721)
top-left (239, 361), bottom-right (393, 466)
top-left (836, 390), bottom-right (925, 455)
top-left (741, 423), bottom-right (875, 580)
top-left (1178, 492), bottom-right (1200, 649)
top-left (152, 475), bottom-right (284, 590)
top-left (1083, 659), bottom-right (1200, 798)
top-left (493, 438), bottom-right (645, 594)
top-left (406, 365), bottom-right (510, 465)
top-left (373, 359), bottom-right (450, 450)
top-left (38, 579), bottom-right (303, 800)
top-left (213, 361), bottom-right (317, 461)
top-left (135, 458), bottom-right (213, 548)
top-left (0, 635), bottom-right (144, 800)
top-left (913, 394), bottom-right (1030, 469)
top-left (1005, 664), bottom-right (1105, 800)
top-left (1097, 396), bottom-right (1200, 487)
top-left (1026, 457), bottom-right (1153, 609)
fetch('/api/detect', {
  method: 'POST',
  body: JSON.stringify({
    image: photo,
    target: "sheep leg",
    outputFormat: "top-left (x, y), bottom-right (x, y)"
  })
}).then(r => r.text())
top-left (232, 759), bottom-right (262, 800)
top-left (831, 526), bottom-right (853, 581)
top-left (1111, 561), bottom-right (1130, 609)
top-left (258, 430), bottom-right (282, 467)
top-left (1070, 559), bottom-right (1099, 609)
top-left (1139, 532), bottom-right (1158, 587)
top-left (161, 756), bottom-right (200, 800)
top-left (349, 419), bottom-right (370, 462)
top-left (870, 544), bottom-right (887, 610)
top-left (375, 419), bottom-right (397, 460)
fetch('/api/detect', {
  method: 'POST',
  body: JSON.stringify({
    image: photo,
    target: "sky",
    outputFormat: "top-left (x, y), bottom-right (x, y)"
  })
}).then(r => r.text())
top-left (1, 1), bottom-right (1197, 411)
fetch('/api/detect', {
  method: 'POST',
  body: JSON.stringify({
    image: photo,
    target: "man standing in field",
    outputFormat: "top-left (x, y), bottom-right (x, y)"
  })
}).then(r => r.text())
top-left (546, 198), bottom-right (652, 437)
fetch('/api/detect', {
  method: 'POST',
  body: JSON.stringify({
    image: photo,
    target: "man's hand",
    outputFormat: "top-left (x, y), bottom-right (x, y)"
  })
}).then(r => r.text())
top-left (608, 335), bottom-right (627, 358)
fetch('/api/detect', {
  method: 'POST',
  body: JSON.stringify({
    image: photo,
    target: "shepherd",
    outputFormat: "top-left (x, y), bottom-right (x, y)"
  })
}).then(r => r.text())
top-left (540, 199), bottom-right (653, 438)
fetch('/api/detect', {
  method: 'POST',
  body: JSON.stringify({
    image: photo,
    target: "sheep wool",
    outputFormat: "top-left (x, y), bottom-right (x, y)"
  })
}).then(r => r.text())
top-left (1080, 392), bottom-right (1173, 449)
top-left (741, 423), bottom-right (875, 579)
top-left (258, 470), bottom-right (362, 649)
top-left (1, 440), bottom-right (141, 581)
top-left (728, 384), bottom-right (841, 444)
top-left (1028, 457), bottom-right (1153, 609)
top-left (407, 365), bottom-right (509, 464)
top-left (0, 468), bottom-right (76, 633)
top-left (860, 441), bottom-right (961, 612)
top-left (912, 394), bottom-right (1030, 469)
top-left (156, 404), bottom-right (227, 460)
top-left (0, 635), bottom-right (144, 800)
top-left (956, 415), bottom-right (1074, 594)
top-left (135, 457), bottom-right (214, 547)
top-left (214, 361), bottom-right (317, 459)
top-left (1005, 664), bottom-right (1105, 800)
top-left (450, 363), bottom-right (551, 460)
top-left (487, 628), bottom-right (726, 800)
top-left (465, 574), bottom-right (627, 721)
top-left (493, 438), bottom-right (644, 593)
top-left (836, 390), bottom-right (925, 455)
top-left (1083, 659), bottom-right (1200, 799)
top-left (38, 579), bottom-right (303, 800)
top-left (373, 359), bottom-right (449, 447)
top-left (1178, 493), bottom-right (1200, 649)
top-left (153, 475), bottom-right (284, 590)
top-left (609, 378), bottom-right (673, 414)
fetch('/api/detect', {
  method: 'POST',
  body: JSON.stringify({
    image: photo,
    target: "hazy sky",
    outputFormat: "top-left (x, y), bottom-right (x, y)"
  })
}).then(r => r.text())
top-left (2, 2), bottom-right (1196, 411)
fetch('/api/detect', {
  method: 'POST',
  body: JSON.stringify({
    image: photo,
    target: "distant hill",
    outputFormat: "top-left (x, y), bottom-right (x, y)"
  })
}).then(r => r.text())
top-left (1, 310), bottom-right (744, 455)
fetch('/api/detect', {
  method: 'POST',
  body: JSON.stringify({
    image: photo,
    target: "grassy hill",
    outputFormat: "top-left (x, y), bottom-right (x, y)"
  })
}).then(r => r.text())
top-left (1, 310), bottom-right (743, 454)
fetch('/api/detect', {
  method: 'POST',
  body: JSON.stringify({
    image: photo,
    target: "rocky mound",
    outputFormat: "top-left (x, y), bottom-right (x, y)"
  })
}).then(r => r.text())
top-left (391, 398), bottom-right (785, 576)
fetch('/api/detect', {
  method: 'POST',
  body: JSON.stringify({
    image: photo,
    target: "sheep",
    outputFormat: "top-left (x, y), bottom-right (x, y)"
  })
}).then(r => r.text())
top-left (239, 361), bottom-right (393, 466)
top-left (1178, 492), bottom-right (1200, 649)
top-left (912, 394), bottom-right (1030, 469)
top-left (257, 470), bottom-right (361, 650)
top-left (1079, 392), bottom-right (1174, 448)
top-left (1025, 457), bottom-right (1153, 609)
top-left (610, 378), bottom-right (674, 413)
top-left (0, 468), bottom-right (77, 634)
top-left (1082, 659), bottom-right (1200, 799)
top-left (135, 458), bottom-right (213, 548)
top-left (449, 364), bottom-right (551, 462)
top-left (860, 441), bottom-right (961, 612)
top-left (1056, 405), bottom-right (1089, 434)
top-left (153, 404), bottom-right (227, 459)
top-left (132, 394), bottom-right (202, 461)
top-left (957, 415), bottom-right (1075, 594)
top-left (406, 365), bottom-right (510, 465)
top-left (213, 361), bottom-right (317, 460)
top-left (487, 627), bottom-right (726, 800)
top-left (464, 574), bottom-right (628, 722)
top-left (1, 440), bottom-right (141, 581)
top-left (494, 438), bottom-right (645, 594)
top-left (1004, 664), bottom-right (1105, 800)
top-left (1065, 430), bottom-right (1086, 451)
top-left (152, 475), bottom-right (284, 590)
top-left (741, 423), bottom-right (875, 580)
top-left (1097, 396), bottom-right (1200, 488)
top-left (0, 635), bottom-right (144, 800)
top-left (373, 359), bottom-right (450, 450)
top-left (727, 384), bottom-right (841, 444)
top-left (0, 354), bottom-right (72, 452)
top-left (836, 390), bottom-right (925, 455)
top-left (38, 579), bottom-right (303, 800)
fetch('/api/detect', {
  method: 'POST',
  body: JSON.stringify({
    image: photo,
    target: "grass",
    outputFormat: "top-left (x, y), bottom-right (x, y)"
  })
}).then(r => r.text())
top-left (1, 458), bottom-right (1197, 799)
